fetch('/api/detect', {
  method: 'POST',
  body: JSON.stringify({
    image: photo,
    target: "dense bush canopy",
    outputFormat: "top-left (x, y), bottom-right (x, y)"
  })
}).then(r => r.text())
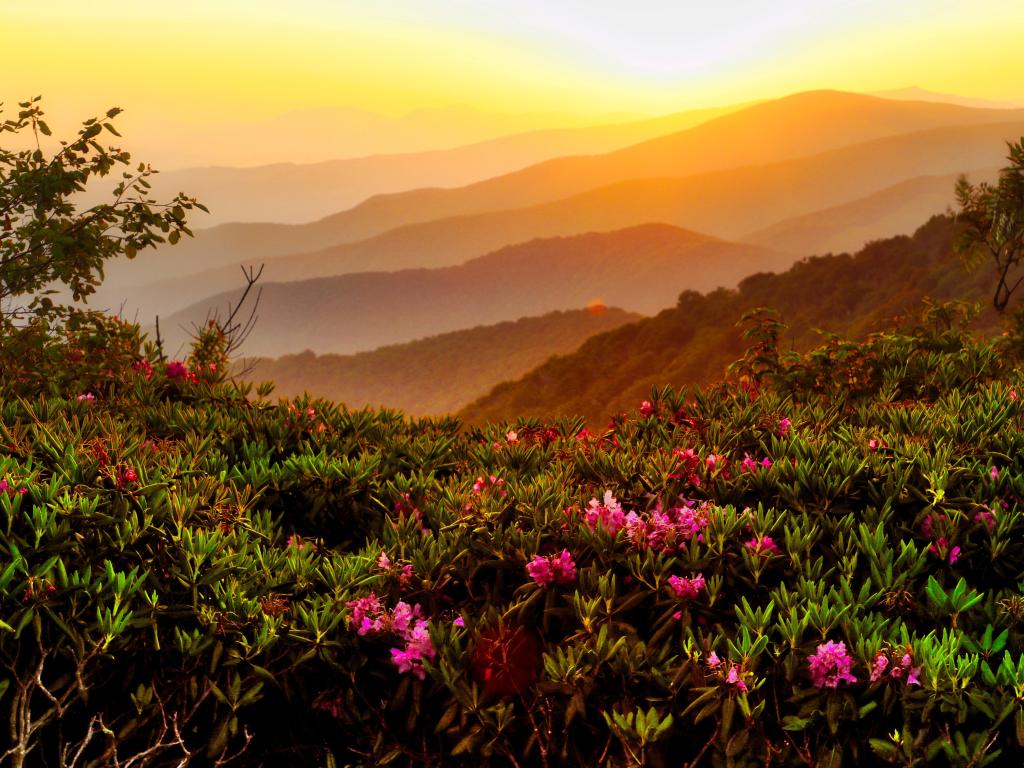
top-left (2, 305), bottom-right (1024, 767)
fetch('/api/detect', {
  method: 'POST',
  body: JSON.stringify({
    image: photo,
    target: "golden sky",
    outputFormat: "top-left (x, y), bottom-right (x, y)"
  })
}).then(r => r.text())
top-left (4, 0), bottom-right (1023, 165)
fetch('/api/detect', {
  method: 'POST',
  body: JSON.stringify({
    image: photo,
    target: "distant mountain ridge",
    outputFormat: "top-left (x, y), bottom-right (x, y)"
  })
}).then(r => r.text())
top-left (743, 169), bottom-right (1000, 255)
top-left (243, 307), bottom-right (641, 416)
top-left (127, 120), bottom-right (1023, 317)
top-left (103, 90), bottom-right (1024, 295)
top-left (80, 102), bottom-right (747, 226)
top-left (158, 224), bottom-right (790, 357)
top-left (873, 87), bottom-right (1023, 111)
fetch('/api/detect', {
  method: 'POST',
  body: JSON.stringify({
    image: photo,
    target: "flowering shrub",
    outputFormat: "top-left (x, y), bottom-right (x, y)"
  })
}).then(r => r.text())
top-left (3, 306), bottom-right (1024, 766)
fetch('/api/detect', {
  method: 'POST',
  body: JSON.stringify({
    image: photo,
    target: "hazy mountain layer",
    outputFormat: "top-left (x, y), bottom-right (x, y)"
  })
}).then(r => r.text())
top-left (109, 91), bottom-right (1024, 290)
top-left (157, 224), bottom-right (788, 357)
top-left (743, 168), bottom-right (999, 255)
top-left (243, 307), bottom-right (641, 416)
top-left (90, 103), bottom-right (745, 226)
top-left (126, 120), bottom-right (1024, 317)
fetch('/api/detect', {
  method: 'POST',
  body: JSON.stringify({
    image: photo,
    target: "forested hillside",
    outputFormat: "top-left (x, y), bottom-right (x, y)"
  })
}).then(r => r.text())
top-left (463, 215), bottom-right (1002, 424)
top-left (243, 307), bottom-right (640, 414)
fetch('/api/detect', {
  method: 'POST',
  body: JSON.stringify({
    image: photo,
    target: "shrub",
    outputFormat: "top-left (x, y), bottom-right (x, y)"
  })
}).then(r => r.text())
top-left (2, 303), bottom-right (1024, 766)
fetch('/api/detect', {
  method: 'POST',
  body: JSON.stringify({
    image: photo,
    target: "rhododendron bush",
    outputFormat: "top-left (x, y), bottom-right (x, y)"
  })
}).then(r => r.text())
top-left (3, 306), bottom-right (1024, 767)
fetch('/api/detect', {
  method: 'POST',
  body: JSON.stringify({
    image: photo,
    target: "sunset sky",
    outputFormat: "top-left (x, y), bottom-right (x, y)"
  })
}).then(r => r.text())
top-left (4, 0), bottom-right (1023, 166)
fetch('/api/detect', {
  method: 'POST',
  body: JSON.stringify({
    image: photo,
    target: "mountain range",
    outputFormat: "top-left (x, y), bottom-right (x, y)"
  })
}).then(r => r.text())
top-left (91, 102), bottom-right (746, 226)
top-left (158, 224), bottom-right (789, 357)
top-left (243, 307), bottom-right (640, 416)
top-left (460, 215), bottom-right (1002, 426)
top-left (95, 89), bottom-right (1024, 311)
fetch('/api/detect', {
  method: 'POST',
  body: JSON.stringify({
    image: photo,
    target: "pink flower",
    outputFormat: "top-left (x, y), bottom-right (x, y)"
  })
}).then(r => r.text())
top-left (1011, 388), bottom-right (1019, 402)
top-left (526, 549), bottom-right (577, 587)
top-left (975, 507), bottom-right (996, 530)
top-left (132, 358), bottom-right (153, 379)
top-left (725, 665), bottom-right (748, 692)
top-left (389, 619), bottom-right (436, 680)
top-left (584, 491), bottom-right (627, 535)
top-left (166, 360), bottom-right (190, 381)
top-left (777, 418), bottom-right (791, 436)
top-left (622, 500), bottom-right (711, 553)
top-left (740, 454), bottom-right (772, 473)
top-left (870, 648), bottom-right (921, 686)
top-left (706, 651), bottom-right (722, 668)
top-left (868, 438), bottom-right (881, 451)
top-left (377, 551), bottom-right (392, 570)
top-left (453, 617), bottom-right (465, 628)
top-left (346, 593), bottom-right (384, 635)
top-left (639, 400), bottom-right (655, 417)
top-left (869, 653), bottom-right (889, 682)
top-left (505, 430), bottom-right (519, 444)
top-left (745, 535), bottom-right (780, 556)
top-left (399, 564), bottom-right (414, 588)
top-left (990, 466), bottom-right (1001, 480)
top-left (807, 640), bottom-right (857, 688)
top-left (948, 545), bottom-right (961, 565)
top-left (77, 392), bottom-right (96, 402)
top-left (667, 573), bottom-right (705, 600)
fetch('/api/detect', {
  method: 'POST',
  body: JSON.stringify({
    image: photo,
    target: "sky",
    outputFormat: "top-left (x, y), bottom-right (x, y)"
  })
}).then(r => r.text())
top-left (3, 0), bottom-right (1023, 165)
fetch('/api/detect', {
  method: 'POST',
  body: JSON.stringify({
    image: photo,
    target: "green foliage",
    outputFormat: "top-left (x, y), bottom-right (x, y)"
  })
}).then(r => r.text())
top-left (955, 137), bottom-right (1024, 312)
top-left (3, 301), bottom-right (1024, 766)
top-left (0, 96), bottom-right (204, 324)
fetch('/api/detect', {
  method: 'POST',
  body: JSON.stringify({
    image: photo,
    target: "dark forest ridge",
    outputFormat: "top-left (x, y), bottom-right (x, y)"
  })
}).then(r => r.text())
top-left (461, 215), bottom-right (998, 425)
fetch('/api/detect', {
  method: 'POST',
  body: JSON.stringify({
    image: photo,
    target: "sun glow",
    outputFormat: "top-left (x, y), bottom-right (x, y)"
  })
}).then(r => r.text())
top-left (4, 0), bottom-right (1022, 166)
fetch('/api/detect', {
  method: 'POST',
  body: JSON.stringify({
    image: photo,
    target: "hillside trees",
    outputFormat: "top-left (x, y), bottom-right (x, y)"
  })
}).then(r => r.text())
top-left (0, 96), bottom-right (204, 324)
top-left (955, 137), bottom-right (1024, 312)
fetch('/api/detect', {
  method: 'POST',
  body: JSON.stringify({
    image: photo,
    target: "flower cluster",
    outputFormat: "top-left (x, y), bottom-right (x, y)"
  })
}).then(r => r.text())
top-left (471, 474), bottom-right (507, 496)
top-left (623, 499), bottom-right (711, 553)
top-left (668, 448), bottom-right (703, 485)
top-left (346, 593), bottom-right (436, 680)
top-left (739, 453), bottom-right (773, 473)
top-left (869, 647), bottom-right (921, 686)
top-left (921, 513), bottom-right (960, 564)
top-left (667, 573), bottom-right (705, 600)
top-left (0, 478), bottom-right (29, 497)
top-left (376, 550), bottom-right (414, 588)
top-left (525, 549), bottom-right (577, 587)
top-left (706, 652), bottom-right (749, 693)
top-left (744, 535), bottom-right (780, 557)
top-left (165, 360), bottom-right (197, 383)
top-left (131, 358), bottom-right (153, 379)
top-left (583, 490), bottom-right (628, 535)
top-left (807, 640), bottom-right (857, 688)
